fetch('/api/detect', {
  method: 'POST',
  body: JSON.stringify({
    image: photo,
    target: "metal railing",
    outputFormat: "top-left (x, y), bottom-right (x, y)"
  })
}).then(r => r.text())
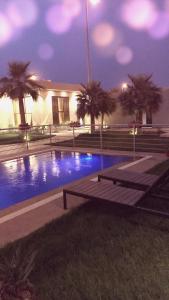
top-left (0, 123), bottom-right (169, 159)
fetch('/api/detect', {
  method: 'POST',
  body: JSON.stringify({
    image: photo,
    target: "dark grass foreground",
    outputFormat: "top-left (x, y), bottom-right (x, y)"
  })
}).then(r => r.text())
top-left (1, 160), bottom-right (169, 299)
top-left (2, 202), bottom-right (169, 300)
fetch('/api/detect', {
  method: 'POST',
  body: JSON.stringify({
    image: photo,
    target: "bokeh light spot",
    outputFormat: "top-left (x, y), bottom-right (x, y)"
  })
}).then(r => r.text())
top-left (165, 0), bottom-right (169, 12)
top-left (89, 0), bottom-right (101, 6)
top-left (38, 43), bottom-right (54, 61)
top-left (148, 12), bottom-right (169, 39)
top-left (115, 46), bottom-right (133, 65)
top-left (63, 0), bottom-right (81, 18)
top-left (121, 0), bottom-right (157, 30)
top-left (46, 4), bottom-right (73, 34)
top-left (6, 0), bottom-right (38, 28)
top-left (92, 23), bottom-right (115, 48)
top-left (0, 13), bottom-right (12, 47)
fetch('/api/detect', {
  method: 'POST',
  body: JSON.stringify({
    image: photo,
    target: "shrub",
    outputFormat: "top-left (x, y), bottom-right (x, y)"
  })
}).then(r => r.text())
top-left (0, 247), bottom-right (37, 300)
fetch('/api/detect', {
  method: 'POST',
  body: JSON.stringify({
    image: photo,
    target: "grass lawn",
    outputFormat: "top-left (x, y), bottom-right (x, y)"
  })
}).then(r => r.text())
top-left (1, 160), bottom-right (169, 299)
top-left (0, 131), bottom-right (52, 144)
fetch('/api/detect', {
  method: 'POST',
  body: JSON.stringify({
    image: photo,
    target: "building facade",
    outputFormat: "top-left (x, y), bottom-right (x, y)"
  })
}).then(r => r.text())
top-left (0, 81), bottom-right (168, 129)
top-left (104, 88), bottom-right (169, 126)
top-left (0, 81), bottom-right (81, 129)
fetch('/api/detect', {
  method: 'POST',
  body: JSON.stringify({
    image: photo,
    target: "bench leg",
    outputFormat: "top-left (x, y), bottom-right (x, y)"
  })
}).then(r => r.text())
top-left (98, 175), bottom-right (101, 182)
top-left (63, 191), bottom-right (67, 209)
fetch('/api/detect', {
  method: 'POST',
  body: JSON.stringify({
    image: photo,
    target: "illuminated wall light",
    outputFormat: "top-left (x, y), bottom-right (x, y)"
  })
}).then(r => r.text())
top-left (115, 46), bottom-right (133, 65)
top-left (92, 23), bottom-right (115, 48)
top-left (121, 0), bottom-right (158, 31)
top-left (47, 91), bottom-right (55, 97)
top-left (30, 75), bottom-right (38, 80)
top-left (6, 0), bottom-right (38, 28)
top-left (61, 91), bottom-right (68, 97)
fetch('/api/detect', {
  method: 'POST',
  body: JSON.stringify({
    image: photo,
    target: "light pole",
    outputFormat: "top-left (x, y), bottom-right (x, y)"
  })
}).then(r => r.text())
top-left (84, 0), bottom-right (92, 84)
top-left (121, 82), bottom-right (128, 91)
top-left (84, 0), bottom-right (101, 84)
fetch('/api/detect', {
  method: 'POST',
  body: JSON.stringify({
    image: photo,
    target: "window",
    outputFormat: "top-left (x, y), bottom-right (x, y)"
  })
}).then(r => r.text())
top-left (52, 96), bottom-right (70, 124)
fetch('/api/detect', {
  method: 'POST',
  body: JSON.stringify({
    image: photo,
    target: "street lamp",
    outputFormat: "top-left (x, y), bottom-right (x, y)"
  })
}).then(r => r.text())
top-left (84, 0), bottom-right (101, 84)
top-left (121, 82), bottom-right (128, 91)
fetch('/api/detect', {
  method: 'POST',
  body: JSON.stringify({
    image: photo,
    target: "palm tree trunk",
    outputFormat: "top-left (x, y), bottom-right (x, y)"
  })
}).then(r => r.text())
top-left (18, 97), bottom-right (26, 126)
top-left (90, 114), bottom-right (95, 134)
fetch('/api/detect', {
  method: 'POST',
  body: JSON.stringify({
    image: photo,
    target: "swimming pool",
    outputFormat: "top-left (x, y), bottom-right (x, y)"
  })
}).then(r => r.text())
top-left (0, 151), bottom-right (131, 210)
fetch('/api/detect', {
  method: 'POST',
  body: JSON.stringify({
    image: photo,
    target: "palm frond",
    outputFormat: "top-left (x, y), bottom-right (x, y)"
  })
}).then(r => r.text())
top-left (76, 80), bottom-right (117, 123)
top-left (119, 74), bottom-right (162, 117)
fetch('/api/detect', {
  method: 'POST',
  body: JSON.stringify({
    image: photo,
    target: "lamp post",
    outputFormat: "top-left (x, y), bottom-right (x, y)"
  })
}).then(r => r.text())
top-left (84, 0), bottom-right (101, 84)
top-left (84, 0), bottom-right (92, 84)
top-left (121, 82), bottom-right (128, 91)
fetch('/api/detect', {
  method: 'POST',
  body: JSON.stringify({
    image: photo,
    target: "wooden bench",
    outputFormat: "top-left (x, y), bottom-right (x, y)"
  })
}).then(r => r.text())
top-left (98, 169), bottom-right (159, 190)
top-left (63, 180), bottom-right (144, 209)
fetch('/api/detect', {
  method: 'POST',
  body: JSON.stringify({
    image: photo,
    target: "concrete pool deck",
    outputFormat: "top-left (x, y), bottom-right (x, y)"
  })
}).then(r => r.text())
top-left (0, 145), bottom-right (167, 247)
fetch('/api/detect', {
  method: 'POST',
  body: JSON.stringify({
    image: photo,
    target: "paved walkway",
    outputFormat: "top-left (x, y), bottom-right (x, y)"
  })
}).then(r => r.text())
top-left (0, 141), bottom-right (166, 247)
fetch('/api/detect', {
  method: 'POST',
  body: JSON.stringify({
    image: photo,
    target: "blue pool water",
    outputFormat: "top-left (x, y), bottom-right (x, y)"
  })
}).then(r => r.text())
top-left (0, 151), bottom-right (131, 210)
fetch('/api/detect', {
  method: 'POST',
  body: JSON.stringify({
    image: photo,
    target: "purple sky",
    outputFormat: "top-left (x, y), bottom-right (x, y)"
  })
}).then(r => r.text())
top-left (0, 0), bottom-right (168, 88)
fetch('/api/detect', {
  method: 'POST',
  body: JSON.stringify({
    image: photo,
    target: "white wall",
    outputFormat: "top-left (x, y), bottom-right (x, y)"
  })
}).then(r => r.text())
top-left (153, 89), bottom-right (169, 124)
top-left (0, 97), bottom-right (15, 128)
top-left (25, 90), bottom-right (54, 125)
top-left (25, 90), bottom-right (79, 126)
top-left (69, 91), bottom-right (78, 122)
top-left (1, 88), bottom-right (169, 129)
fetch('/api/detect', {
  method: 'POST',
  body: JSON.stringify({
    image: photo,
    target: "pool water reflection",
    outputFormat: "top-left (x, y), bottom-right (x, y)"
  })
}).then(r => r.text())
top-left (0, 151), bottom-right (131, 210)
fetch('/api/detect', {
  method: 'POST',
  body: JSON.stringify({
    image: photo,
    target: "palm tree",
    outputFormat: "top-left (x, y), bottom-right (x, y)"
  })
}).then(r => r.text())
top-left (76, 81), bottom-right (116, 133)
top-left (0, 61), bottom-right (43, 128)
top-left (98, 90), bottom-right (116, 129)
top-left (119, 74), bottom-right (162, 124)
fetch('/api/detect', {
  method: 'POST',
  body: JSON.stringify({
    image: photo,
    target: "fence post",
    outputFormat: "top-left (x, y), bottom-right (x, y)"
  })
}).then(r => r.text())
top-left (26, 128), bottom-right (29, 150)
top-left (100, 124), bottom-right (103, 150)
top-left (133, 124), bottom-right (136, 160)
top-left (73, 126), bottom-right (75, 148)
top-left (49, 125), bottom-right (52, 144)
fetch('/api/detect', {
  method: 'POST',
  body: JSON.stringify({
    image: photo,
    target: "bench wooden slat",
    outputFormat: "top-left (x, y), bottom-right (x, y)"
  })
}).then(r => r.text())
top-left (99, 169), bottom-right (158, 188)
top-left (63, 181), bottom-right (144, 209)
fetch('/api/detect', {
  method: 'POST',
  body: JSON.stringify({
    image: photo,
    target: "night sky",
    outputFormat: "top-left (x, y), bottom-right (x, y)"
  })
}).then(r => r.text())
top-left (0, 0), bottom-right (168, 88)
